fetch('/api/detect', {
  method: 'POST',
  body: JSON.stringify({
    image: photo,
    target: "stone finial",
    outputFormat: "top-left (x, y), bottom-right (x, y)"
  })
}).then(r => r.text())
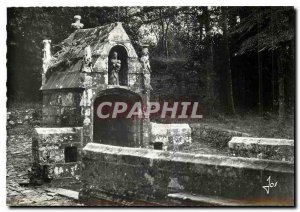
top-left (42, 39), bottom-right (51, 63)
top-left (71, 15), bottom-right (84, 30)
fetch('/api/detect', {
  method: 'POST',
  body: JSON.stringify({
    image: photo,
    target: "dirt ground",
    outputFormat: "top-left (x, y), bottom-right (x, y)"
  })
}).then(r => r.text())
top-left (6, 104), bottom-right (82, 206)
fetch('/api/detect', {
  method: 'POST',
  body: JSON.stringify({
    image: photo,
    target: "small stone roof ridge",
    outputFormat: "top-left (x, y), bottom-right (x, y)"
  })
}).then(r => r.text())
top-left (49, 22), bottom-right (118, 69)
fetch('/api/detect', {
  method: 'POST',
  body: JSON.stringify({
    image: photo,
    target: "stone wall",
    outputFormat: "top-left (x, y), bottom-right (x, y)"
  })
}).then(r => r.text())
top-left (150, 60), bottom-right (201, 102)
top-left (80, 143), bottom-right (294, 206)
top-left (42, 90), bottom-right (83, 127)
top-left (190, 124), bottom-right (250, 148)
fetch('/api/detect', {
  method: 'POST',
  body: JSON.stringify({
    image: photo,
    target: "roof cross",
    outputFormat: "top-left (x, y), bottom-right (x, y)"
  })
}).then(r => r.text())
top-left (71, 15), bottom-right (84, 30)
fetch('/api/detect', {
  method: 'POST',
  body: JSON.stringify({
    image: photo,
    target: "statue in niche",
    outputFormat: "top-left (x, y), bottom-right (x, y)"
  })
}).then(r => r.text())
top-left (140, 47), bottom-right (152, 91)
top-left (109, 52), bottom-right (121, 85)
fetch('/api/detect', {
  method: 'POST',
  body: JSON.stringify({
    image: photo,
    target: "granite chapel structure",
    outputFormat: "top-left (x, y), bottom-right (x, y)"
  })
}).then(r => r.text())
top-left (32, 16), bottom-right (152, 186)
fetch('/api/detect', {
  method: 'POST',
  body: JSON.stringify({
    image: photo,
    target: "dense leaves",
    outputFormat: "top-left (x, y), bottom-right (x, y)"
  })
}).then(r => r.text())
top-left (232, 7), bottom-right (294, 54)
top-left (7, 7), bottom-right (295, 118)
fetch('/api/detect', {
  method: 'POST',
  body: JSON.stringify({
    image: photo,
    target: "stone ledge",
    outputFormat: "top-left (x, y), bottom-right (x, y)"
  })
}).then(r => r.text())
top-left (35, 127), bottom-right (83, 135)
top-left (83, 143), bottom-right (294, 173)
top-left (229, 137), bottom-right (294, 146)
top-left (81, 143), bottom-right (294, 205)
top-left (229, 137), bottom-right (294, 162)
top-left (45, 188), bottom-right (79, 200)
top-left (167, 193), bottom-right (293, 206)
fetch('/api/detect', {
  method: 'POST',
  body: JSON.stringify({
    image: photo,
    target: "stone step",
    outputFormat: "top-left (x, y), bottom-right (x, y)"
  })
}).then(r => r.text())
top-left (44, 187), bottom-right (79, 200)
top-left (228, 137), bottom-right (294, 162)
top-left (168, 193), bottom-right (245, 206)
top-left (167, 193), bottom-right (293, 206)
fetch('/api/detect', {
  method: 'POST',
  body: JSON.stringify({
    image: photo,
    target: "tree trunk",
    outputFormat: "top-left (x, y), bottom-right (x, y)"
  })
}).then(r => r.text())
top-left (203, 7), bottom-right (215, 112)
top-left (271, 50), bottom-right (275, 112)
top-left (159, 9), bottom-right (166, 59)
top-left (257, 12), bottom-right (263, 115)
top-left (221, 7), bottom-right (235, 114)
top-left (258, 51), bottom-right (263, 115)
top-left (165, 20), bottom-right (170, 59)
top-left (277, 50), bottom-right (285, 123)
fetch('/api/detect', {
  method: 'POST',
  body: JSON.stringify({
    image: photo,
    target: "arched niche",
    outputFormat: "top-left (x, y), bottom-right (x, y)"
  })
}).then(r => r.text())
top-left (92, 88), bottom-right (143, 147)
top-left (108, 45), bottom-right (128, 86)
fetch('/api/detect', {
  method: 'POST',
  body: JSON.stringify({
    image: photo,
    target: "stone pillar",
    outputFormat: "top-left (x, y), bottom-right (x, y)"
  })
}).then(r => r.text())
top-left (140, 44), bottom-right (152, 95)
top-left (139, 44), bottom-right (152, 147)
top-left (42, 39), bottom-right (51, 86)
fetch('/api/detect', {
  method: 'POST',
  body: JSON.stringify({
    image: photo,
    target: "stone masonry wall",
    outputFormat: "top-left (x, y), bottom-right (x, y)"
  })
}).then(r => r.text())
top-left (42, 90), bottom-right (83, 127)
top-left (80, 143), bottom-right (294, 206)
top-left (150, 60), bottom-right (201, 102)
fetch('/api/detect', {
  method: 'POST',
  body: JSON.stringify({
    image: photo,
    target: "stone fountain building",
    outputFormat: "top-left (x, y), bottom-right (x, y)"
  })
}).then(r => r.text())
top-left (32, 17), bottom-right (152, 186)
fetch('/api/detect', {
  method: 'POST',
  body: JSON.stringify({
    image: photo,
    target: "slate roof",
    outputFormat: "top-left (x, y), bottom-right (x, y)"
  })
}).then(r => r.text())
top-left (41, 22), bottom-right (118, 90)
top-left (41, 72), bottom-right (84, 90)
top-left (49, 22), bottom-right (117, 69)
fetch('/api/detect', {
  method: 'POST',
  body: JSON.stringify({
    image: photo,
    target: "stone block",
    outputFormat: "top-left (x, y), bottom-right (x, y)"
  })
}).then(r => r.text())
top-left (150, 122), bottom-right (191, 151)
top-left (60, 107), bottom-right (82, 126)
top-left (32, 127), bottom-right (83, 183)
top-left (42, 106), bottom-right (60, 116)
top-left (61, 92), bottom-right (74, 106)
top-left (93, 57), bottom-right (108, 73)
top-left (44, 163), bottom-right (80, 179)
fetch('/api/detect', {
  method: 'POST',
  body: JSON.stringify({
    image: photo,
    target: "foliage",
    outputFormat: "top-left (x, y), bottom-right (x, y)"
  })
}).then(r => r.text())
top-left (232, 7), bottom-right (294, 55)
top-left (7, 7), bottom-right (295, 118)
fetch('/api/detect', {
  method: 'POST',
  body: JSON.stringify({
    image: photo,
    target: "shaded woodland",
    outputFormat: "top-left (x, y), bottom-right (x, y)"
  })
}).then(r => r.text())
top-left (7, 7), bottom-right (295, 121)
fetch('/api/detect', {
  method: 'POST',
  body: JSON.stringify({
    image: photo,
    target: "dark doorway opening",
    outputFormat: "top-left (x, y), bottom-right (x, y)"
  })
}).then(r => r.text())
top-left (93, 89), bottom-right (142, 147)
top-left (64, 146), bottom-right (78, 163)
top-left (108, 45), bottom-right (128, 86)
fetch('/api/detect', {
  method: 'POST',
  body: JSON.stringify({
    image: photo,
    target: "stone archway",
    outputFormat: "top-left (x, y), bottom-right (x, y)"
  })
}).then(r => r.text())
top-left (93, 88), bottom-right (143, 147)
